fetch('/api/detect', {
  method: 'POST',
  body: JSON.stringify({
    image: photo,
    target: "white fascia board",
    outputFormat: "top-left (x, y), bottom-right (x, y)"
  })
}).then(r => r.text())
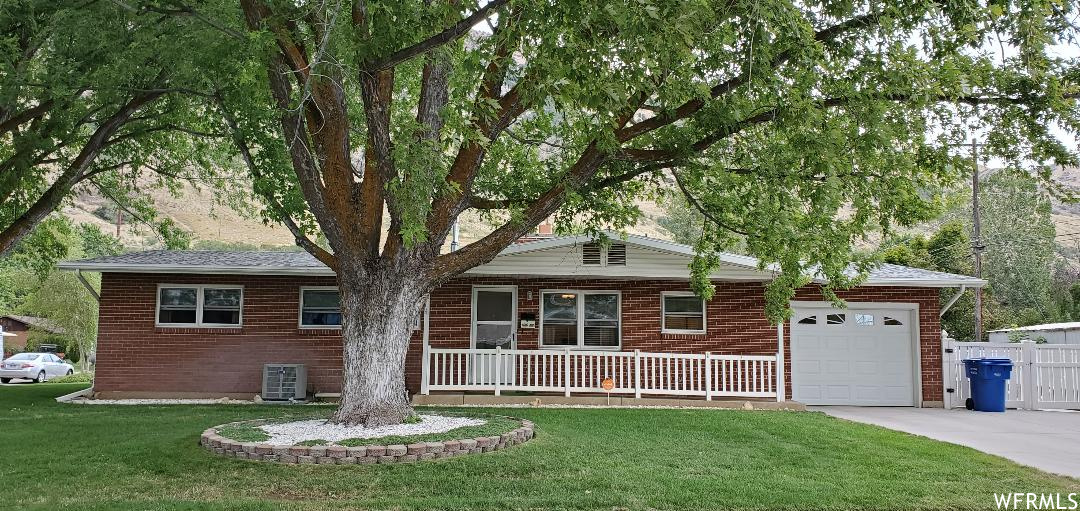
top-left (860, 278), bottom-right (988, 288)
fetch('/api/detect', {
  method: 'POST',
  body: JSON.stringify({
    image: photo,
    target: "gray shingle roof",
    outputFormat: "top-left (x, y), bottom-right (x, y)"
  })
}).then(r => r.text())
top-left (1, 315), bottom-right (65, 334)
top-left (866, 263), bottom-right (984, 285)
top-left (57, 250), bottom-right (333, 275)
top-left (57, 238), bottom-right (985, 287)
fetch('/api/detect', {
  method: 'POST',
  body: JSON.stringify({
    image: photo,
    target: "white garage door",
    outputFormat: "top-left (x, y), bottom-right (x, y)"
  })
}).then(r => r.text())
top-left (791, 307), bottom-right (916, 406)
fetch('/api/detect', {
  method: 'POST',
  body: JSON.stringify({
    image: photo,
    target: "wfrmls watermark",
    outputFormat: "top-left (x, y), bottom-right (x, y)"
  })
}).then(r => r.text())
top-left (995, 493), bottom-right (1079, 510)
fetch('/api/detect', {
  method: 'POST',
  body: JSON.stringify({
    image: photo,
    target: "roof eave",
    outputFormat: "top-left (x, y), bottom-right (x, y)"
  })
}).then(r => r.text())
top-left (56, 262), bottom-right (335, 276)
top-left (861, 278), bottom-right (988, 288)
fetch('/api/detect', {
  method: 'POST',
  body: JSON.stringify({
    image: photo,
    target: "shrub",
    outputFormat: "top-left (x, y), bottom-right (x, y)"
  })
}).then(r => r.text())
top-left (48, 372), bottom-right (92, 384)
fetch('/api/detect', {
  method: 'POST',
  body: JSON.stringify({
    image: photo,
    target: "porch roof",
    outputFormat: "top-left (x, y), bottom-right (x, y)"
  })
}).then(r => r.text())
top-left (56, 233), bottom-right (986, 288)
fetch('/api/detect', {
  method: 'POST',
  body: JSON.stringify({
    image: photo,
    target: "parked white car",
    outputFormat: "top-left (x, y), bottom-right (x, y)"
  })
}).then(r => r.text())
top-left (0, 353), bottom-right (73, 383)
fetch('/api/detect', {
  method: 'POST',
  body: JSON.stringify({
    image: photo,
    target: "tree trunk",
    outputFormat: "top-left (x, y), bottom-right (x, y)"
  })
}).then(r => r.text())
top-left (329, 261), bottom-right (427, 427)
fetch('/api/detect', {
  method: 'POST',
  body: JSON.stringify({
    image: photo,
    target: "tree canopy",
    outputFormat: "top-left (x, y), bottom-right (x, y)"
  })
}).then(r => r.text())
top-left (0, 0), bottom-right (245, 256)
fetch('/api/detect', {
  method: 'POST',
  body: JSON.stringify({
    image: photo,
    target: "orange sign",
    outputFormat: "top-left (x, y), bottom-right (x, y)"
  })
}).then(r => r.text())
top-left (601, 377), bottom-right (614, 392)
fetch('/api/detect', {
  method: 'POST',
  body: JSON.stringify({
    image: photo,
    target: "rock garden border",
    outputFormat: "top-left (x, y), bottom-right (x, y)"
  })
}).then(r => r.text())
top-left (200, 417), bottom-right (535, 464)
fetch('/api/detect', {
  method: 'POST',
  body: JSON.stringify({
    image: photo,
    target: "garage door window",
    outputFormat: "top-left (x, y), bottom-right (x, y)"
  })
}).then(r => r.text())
top-left (883, 316), bottom-right (904, 326)
top-left (797, 315), bottom-right (818, 325)
top-left (826, 313), bottom-right (846, 325)
top-left (855, 313), bottom-right (874, 326)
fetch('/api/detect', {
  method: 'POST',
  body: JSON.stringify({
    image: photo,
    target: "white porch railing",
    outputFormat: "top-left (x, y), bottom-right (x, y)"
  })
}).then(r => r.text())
top-left (942, 338), bottom-right (1080, 410)
top-left (421, 347), bottom-right (782, 401)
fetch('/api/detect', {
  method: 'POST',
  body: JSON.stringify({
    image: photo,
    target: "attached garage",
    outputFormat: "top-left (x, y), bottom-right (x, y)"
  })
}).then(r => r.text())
top-left (790, 303), bottom-right (918, 406)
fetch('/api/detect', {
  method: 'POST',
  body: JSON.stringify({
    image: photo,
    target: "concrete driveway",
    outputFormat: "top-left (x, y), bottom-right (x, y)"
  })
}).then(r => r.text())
top-left (812, 406), bottom-right (1080, 479)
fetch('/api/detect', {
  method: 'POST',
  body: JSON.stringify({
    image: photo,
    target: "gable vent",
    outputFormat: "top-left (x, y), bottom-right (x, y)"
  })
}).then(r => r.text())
top-left (262, 364), bottom-right (307, 401)
top-left (582, 243), bottom-right (602, 265)
top-left (606, 243), bottom-right (627, 266)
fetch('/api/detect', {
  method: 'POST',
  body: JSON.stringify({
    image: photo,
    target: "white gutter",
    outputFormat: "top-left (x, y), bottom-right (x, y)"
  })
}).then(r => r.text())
top-left (940, 285), bottom-right (967, 317)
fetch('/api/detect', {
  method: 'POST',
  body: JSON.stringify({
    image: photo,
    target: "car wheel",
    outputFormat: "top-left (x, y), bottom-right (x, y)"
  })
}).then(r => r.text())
top-left (66, 369), bottom-right (73, 376)
top-left (34, 371), bottom-right (46, 383)
top-left (0, 378), bottom-right (10, 384)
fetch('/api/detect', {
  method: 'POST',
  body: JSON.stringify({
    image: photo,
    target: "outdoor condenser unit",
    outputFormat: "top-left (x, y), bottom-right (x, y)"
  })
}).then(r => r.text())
top-left (262, 364), bottom-right (307, 401)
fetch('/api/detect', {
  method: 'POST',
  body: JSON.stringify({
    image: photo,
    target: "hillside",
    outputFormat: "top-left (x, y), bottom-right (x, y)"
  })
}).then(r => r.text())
top-left (61, 184), bottom-right (676, 251)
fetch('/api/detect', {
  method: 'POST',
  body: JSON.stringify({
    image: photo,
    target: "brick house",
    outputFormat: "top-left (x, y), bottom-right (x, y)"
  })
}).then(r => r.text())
top-left (59, 234), bottom-right (983, 406)
top-left (1, 315), bottom-right (65, 357)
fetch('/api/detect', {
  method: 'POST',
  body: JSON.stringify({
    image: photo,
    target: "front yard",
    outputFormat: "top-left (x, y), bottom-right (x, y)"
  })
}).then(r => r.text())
top-left (1, 384), bottom-right (1076, 510)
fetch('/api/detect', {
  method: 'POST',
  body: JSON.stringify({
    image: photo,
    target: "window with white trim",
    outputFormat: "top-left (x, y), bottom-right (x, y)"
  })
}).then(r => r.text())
top-left (299, 287), bottom-right (342, 328)
top-left (662, 292), bottom-right (706, 333)
top-left (157, 285), bottom-right (242, 327)
top-left (540, 291), bottom-right (620, 348)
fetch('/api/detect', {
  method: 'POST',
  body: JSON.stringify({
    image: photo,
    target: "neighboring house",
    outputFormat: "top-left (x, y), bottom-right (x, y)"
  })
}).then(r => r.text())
top-left (0, 315), bottom-right (65, 357)
top-left (58, 234), bottom-right (985, 406)
top-left (989, 323), bottom-right (1080, 344)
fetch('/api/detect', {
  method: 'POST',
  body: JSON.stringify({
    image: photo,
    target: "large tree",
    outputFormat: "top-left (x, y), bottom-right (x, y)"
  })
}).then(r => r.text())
top-left (210, 0), bottom-right (1080, 426)
top-left (0, 1), bottom-right (242, 255)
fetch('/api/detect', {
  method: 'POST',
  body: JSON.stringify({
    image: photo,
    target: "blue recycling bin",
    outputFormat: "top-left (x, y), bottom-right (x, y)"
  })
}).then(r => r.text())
top-left (962, 358), bottom-right (1013, 412)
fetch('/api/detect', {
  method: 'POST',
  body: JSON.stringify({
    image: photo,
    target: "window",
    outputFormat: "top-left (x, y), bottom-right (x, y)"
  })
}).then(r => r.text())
top-left (300, 287), bottom-right (342, 328)
top-left (662, 292), bottom-right (706, 333)
top-left (157, 285), bottom-right (242, 327)
top-left (580, 242), bottom-right (627, 266)
top-left (883, 316), bottom-right (904, 326)
top-left (826, 313), bottom-right (846, 325)
top-left (540, 291), bottom-right (620, 348)
top-left (797, 315), bottom-right (818, 325)
top-left (855, 313), bottom-right (874, 326)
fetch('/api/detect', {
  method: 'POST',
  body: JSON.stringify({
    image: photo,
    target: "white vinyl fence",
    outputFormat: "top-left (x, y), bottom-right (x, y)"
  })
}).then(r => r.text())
top-left (421, 347), bottom-right (782, 401)
top-left (942, 338), bottom-right (1080, 410)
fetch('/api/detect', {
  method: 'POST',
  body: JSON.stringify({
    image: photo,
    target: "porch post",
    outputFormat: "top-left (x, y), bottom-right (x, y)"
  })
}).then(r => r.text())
top-left (776, 322), bottom-right (785, 402)
top-left (704, 352), bottom-right (712, 401)
top-left (633, 349), bottom-right (641, 399)
top-left (420, 294), bottom-right (431, 395)
top-left (494, 346), bottom-right (502, 396)
top-left (564, 348), bottom-right (571, 397)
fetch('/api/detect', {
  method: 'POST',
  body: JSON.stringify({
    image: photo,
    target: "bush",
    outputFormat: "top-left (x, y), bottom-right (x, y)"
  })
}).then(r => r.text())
top-left (48, 372), bottom-right (92, 384)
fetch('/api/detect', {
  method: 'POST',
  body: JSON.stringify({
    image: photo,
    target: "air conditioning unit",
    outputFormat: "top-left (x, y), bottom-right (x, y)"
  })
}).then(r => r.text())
top-left (262, 364), bottom-right (307, 401)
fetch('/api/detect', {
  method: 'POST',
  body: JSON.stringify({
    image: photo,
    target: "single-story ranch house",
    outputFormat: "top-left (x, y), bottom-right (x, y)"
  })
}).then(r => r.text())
top-left (59, 233), bottom-right (984, 407)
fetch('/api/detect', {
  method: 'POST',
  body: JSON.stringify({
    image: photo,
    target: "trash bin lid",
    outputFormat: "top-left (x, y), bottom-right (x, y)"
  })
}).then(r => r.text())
top-left (982, 358), bottom-right (1013, 365)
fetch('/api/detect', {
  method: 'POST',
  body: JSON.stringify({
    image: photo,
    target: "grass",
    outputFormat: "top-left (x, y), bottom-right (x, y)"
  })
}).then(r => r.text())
top-left (0, 384), bottom-right (1076, 510)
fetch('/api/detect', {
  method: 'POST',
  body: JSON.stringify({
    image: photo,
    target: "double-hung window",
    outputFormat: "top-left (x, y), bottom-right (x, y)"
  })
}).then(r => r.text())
top-left (661, 292), bottom-right (706, 334)
top-left (157, 285), bottom-right (242, 327)
top-left (299, 287), bottom-right (342, 328)
top-left (540, 290), bottom-right (620, 349)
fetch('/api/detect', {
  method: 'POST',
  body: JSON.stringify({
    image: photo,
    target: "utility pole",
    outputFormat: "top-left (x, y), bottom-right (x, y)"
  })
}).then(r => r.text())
top-left (971, 138), bottom-right (984, 341)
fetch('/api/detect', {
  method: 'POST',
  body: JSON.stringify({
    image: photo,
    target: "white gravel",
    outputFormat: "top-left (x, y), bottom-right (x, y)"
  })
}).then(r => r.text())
top-left (69, 397), bottom-right (255, 405)
top-left (259, 414), bottom-right (486, 445)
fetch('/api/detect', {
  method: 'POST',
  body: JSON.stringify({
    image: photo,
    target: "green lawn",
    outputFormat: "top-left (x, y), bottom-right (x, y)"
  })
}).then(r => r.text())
top-left (1, 384), bottom-right (1075, 510)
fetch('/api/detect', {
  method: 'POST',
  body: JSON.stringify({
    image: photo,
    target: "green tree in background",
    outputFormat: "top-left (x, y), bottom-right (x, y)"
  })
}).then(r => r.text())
top-left (1, 218), bottom-right (113, 367)
top-left (883, 171), bottom-right (1060, 340)
top-left (657, 191), bottom-right (706, 246)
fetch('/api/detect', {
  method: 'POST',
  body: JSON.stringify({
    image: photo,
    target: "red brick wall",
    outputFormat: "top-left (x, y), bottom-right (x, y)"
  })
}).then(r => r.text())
top-left (0, 317), bottom-right (29, 357)
top-left (96, 273), bottom-right (941, 402)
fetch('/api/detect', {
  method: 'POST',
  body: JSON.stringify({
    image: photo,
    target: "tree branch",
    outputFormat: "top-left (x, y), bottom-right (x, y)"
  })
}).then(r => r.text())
top-left (616, 12), bottom-right (882, 143)
top-left (368, 0), bottom-right (510, 71)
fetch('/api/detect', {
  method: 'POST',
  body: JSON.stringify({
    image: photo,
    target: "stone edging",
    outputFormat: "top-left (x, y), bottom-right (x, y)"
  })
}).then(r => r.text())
top-left (200, 418), bottom-right (535, 464)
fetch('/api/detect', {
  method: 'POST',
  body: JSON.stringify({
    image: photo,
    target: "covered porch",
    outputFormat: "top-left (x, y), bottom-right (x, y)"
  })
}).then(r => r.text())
top-left (419, 347), bottom-right (785, 402)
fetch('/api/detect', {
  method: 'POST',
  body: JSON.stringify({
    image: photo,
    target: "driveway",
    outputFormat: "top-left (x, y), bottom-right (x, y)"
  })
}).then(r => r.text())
top-left (812, 406), bottom-right (1080, 479)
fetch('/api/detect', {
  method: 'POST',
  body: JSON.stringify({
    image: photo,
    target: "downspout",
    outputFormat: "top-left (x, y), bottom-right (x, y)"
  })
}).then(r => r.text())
top-left (450, 220), bottom-right (460, 252)
top-left (75, 269), bottom-right (100, 303)
top-left (940, 285), bottom-right (967, 317)
top-left (74, 269), bottom-right (100, 395)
